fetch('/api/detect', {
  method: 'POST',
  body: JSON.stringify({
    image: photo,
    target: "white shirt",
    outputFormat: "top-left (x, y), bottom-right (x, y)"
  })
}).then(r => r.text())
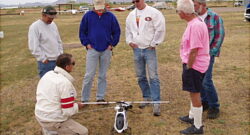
top-left (35, 66), bottom-right (78, 122)
top-left (28, 19), bottom-right (63, 62)
top-left (199, 11), bottom-right (208, 21)
top-left (126, 5), bottom-right (166, 49)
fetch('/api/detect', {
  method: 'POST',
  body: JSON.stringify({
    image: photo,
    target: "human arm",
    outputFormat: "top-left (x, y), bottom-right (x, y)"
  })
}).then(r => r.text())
top-left (55, 24), bottom-right (63, 54)
top-left (28, 24), bottom-right (47, 62)
top-left (150, 11), bottom-right (166, 47)
top-left (187, 48), bottom-right (198, 69)
top-left (79, 14), bottom-right (91, 47)
top-left (187, 22), bottom-right (208, 69)
top-left (110, 14), bottom-right (121, 47)
top-left (210, 15), bottom-right (225, 56)
top-left (125, 14), bottom-right (134, 46)
top-left (59, 83), bottom-right (79, 117)
top-left (125, 14), bottom-right (139, 48)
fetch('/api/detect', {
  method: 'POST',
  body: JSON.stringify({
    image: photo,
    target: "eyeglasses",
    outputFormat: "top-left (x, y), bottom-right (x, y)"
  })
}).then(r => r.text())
top-left (132, 0), bottom-right (139, 3)
top-left (71, 61), bottom-right (75, 66)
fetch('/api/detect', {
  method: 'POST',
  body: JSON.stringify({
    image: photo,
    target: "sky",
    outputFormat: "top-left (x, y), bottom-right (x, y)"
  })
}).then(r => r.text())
top-left (0, 0), bottom-right (57, 5)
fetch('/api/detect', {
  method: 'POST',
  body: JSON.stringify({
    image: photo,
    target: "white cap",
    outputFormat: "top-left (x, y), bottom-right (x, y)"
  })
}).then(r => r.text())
top-left (94, 0), bottom-right (105, 10)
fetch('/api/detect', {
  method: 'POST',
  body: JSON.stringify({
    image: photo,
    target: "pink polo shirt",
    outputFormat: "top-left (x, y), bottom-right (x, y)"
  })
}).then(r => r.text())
top-left (180, 17), bottom-right (210, 73)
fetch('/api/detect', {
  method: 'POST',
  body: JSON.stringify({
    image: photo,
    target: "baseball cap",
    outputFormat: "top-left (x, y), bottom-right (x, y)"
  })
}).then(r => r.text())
top-left (42, 5), bottom-right (57, 18)
top-left (93, 0), bottom-right (105, 10)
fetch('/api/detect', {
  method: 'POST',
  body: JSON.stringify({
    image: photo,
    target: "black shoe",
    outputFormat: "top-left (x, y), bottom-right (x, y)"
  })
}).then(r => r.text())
top-left (138, 99), bottom-right (151, 109)
top-left (180, 125), bottom-right (204, 134)
top-left (202, 102), bottom-right (209, 112)
top-left (139, 103), bottom-right (150, 109)
top-left (96, 99), bottom-right (108, 105)
top-left (97, 99), bottom-right (106, 102)
top-left (208, 108), bottom-right (219, 119)
top-left (179, 115), bottom-right (194, 124)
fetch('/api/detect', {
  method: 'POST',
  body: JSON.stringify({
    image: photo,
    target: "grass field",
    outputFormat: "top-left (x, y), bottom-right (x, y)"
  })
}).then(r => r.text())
top-left (0, 6), bottom-right (250, 135)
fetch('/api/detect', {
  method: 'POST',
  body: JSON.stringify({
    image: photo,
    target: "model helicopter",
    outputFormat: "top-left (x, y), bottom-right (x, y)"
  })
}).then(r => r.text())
top-left (81, 100), bottom-right (169, 134)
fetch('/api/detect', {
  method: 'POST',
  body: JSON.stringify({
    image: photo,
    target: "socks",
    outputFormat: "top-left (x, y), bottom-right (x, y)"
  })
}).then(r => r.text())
top-left (189, 102), bottom-right (194, 119)
top-left (193, 106), bottom-right (203, 129)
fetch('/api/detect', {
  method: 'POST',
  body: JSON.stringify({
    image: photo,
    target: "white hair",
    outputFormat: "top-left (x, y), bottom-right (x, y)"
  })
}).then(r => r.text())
top-left (193, 0), bottom-right (206, 4)
top-left (177, 0), bottom-right (195, 14)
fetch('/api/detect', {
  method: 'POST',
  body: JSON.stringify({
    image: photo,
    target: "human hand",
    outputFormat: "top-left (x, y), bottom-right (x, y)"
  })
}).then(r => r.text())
top-left (42, 59), bottom-right (49, 64)
top-left (77, 102), bottom-right (85, 109)
top-left (129, 43), bottom-right (138, 48)
top-left (210, 48), bottom-right (218, 56)
top-left (186, 64), bottom-right (192, 70)
top-left (148, 47), bottom-right (155, 50)
top-left (87, 44), bottom-right (92, 49)
top-left (108, 45), bottom-right (113, 50)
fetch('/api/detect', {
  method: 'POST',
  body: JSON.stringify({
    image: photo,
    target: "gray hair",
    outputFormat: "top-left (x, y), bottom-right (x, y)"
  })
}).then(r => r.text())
top-left (193, 0), bottom-right (206, 4)
top-left (177, 0), bottom-right (195, 14)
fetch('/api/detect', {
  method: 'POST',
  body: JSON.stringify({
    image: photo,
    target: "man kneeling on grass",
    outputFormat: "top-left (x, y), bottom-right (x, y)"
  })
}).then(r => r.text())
top-left (176, 0), bottom-right (210, 134)
top-left (35, 53), bottom-right (88, 135)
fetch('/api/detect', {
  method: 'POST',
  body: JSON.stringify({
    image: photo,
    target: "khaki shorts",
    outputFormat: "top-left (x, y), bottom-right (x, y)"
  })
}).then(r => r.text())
top-left (36, 117), bottom-right (88, 135)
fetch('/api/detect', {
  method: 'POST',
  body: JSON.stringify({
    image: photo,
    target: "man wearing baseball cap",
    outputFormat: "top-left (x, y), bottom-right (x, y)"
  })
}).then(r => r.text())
top-left (28, 5), bottom-right (63, 78)
top-left (42, 5), bottom-right (57, 19)
top-left (79, 0), bottom-right (121, 103)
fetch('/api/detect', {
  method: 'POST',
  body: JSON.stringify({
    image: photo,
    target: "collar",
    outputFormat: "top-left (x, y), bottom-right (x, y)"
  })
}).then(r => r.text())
top-left (54, 66), bottom-right (74, 83)
top-left (206, 8), bottom-right (213, 17)
top-left (92, 8), bottom-right (107, 14)
top-left (199, 11), bottom-right (208, 21)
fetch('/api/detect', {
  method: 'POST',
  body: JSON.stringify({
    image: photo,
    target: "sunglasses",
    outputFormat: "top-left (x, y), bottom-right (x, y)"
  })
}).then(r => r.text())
top-left (46, 12), bottom-right (57, 15)
top-left (132, 0), bottom-right (139, 3)
top-left (71, 61), bottom-right (75, 66)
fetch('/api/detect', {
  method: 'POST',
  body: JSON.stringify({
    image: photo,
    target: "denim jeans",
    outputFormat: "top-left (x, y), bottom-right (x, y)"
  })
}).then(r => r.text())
top-left (81, 49), bottom-right (112, 101)
top-left (37, 61), bottom-right (56, 78)
top-left (201, 56), bottom-right (220, 109)
top-left (133, 48), bottom-right (160, 101)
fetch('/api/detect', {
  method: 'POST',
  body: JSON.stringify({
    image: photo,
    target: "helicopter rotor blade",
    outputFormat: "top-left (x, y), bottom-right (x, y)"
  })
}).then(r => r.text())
top-left (81, 101), bottom-right (117, 105)
top-left (127, 101), bottom-right (170, 104)
top-left (80, 101), bottom-right (170, 105)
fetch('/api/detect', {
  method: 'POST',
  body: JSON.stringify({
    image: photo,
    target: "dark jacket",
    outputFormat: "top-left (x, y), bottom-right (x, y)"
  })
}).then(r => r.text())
top-left (79, 10), bottom-right (121, 52)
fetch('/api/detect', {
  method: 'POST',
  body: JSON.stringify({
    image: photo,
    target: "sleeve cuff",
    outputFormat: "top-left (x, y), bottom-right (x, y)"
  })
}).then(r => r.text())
top-left (150, 44), bottom-right (158, 47)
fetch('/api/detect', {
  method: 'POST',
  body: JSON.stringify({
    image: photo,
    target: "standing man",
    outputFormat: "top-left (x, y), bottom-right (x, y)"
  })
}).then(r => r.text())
top-left (193, 0), bottom-right (225, 119)
top-left (35, 53), bottom-right (88, 135)
top-left (176, 0), bottom-right (210, 134)
top-left (79, 0), bottom-right (121, 102)
top-left (28, 5), bottom-right (63, 78)
top-left (125, 0), bottom-right (165, 116)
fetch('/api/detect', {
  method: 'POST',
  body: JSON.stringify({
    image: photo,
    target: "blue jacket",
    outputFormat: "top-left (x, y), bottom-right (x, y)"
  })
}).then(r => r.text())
top-left (79, 10), bottom-right (121, 52)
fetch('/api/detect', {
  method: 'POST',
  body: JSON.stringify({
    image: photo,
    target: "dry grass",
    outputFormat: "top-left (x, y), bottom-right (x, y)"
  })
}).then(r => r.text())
top-left (0, 7), bottom-right (249, 135)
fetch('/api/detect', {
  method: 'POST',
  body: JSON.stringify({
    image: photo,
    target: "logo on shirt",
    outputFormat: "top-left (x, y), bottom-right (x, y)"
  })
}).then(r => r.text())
top-left (145, 17), bottom-right (152, 21)
top-left (70, 92), bottom-right (74, 97)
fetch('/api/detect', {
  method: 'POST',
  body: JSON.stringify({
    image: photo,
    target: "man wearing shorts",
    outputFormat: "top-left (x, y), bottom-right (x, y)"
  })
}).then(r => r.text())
top-left (176, 0), bottom-right (210, 134)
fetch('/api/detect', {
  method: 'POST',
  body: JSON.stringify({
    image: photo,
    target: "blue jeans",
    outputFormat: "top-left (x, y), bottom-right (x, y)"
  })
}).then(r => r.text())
top-left (37, 61), bottom-right (56, 78)
top-left (201, 56), bottom-right (220, 109)
top-left (133, 48), bottom-right (160, 101)
top-left (81, 49), bottom-right (112, 101)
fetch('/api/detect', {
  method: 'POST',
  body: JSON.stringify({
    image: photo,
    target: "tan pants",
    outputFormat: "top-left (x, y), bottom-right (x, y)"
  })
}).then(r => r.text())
top-left (36, 117), bottom-right (88, 135)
